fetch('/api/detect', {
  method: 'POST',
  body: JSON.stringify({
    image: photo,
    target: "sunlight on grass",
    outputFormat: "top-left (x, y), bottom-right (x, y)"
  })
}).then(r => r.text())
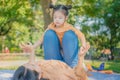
top-left (0, 66), bottom-right (18, 70)
top-left (0, 55), bottom-right (43, 70)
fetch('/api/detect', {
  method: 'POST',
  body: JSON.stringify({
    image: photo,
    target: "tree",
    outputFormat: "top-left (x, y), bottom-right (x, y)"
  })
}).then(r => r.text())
top-left (62, 0), bottom-right (120, 58)
top-left (0, 0), bottom-right (44, 52)
top-left (40, 0), bottom-right (57, 30)
top-left (0, 0), bottom-right (34, 36)
top-left (104, 0), bottom-right (120, 59)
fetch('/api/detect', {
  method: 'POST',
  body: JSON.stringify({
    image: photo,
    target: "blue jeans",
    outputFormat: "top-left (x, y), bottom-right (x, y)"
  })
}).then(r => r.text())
top-left (43, 30), bottom-right (79, 68)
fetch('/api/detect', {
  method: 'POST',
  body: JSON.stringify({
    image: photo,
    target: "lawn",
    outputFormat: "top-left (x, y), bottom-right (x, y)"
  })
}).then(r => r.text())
top-left (0, 54), bottom-right (43, 70)
top-left (85, 60), bottom-right (120, 73)
top-left (0, 54), bottom-right (120, 73)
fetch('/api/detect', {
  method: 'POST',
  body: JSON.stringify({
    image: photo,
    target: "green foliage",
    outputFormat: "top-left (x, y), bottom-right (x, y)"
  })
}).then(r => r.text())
top-left (104, 0), bottom-right (120, 47)
top-left (0, 0), bottom-right (120, 58)
top-left (66, 0), bottom-right (120, 57)
top-left (0, 0), bottom-right (34, 35)
top-left (0, 0), bottom-right (44, 52)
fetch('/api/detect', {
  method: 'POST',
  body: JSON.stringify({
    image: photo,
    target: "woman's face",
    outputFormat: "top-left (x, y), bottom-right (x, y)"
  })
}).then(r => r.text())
top-left (53, 10), bottom-right (67, 27)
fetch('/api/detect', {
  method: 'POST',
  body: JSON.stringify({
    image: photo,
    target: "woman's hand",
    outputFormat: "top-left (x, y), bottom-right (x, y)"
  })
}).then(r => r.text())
top-left (19, 42), bottom-right (34, 53)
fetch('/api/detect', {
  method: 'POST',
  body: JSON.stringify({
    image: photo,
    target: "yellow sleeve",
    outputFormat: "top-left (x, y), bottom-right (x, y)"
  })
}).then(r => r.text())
top-left (71, 27), bottom-right (85, 39)
top-left (48, 22), bottom-right (55, 30)
top-left (70, 26), bottom-right (86, 47)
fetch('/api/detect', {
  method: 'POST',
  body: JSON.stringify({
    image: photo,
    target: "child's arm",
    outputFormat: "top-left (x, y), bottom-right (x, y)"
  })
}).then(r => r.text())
top-left (19, 28), bottom-right (49, 54)
top-left (33, 28), bottom-right (49, 49)
top-left (78, 32), bottom-right (86, 49)
top-left (73, 28), bottom-right (87, 49)
top-left (74, 43), bottom-right (90, 80)
top-left (33, 34), bottom-right (44, 49)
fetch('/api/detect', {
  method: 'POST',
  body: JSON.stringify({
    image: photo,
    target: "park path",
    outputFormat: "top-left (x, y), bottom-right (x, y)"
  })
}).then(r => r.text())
top-left (0, 58), bottom-right (42, 68)
top-left (0, 70), bottom-right (120, 80)
top-left (0, 60), bottom-right (27, 67)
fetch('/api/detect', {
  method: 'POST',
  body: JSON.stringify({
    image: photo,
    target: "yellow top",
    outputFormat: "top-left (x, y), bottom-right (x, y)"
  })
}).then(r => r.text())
top-left (47, 22), bottom-right (84, 45)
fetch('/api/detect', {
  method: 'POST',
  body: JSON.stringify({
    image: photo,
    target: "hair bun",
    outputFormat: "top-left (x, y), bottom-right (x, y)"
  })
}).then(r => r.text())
top-left (49, 4), bottom-right (55, 9)
top-left (66, 5), bottom-right (72, 10)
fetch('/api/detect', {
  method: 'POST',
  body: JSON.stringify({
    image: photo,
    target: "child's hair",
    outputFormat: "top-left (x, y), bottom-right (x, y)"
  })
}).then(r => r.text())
top-left (12, 66), bottom-right (39, 80)
top-left (49, 4), bottom-right (72, 16)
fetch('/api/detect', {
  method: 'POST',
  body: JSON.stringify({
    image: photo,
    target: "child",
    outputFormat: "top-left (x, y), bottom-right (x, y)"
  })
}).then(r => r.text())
top-left (20, 4), bottom-right (87, 68)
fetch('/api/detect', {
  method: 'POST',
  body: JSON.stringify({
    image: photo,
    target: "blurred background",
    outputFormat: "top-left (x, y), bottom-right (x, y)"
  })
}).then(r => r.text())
top-left (0, 0), bottom-right (120, 73)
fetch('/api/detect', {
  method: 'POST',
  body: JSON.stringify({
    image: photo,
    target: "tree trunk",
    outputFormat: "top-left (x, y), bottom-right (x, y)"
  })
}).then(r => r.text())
top-left (110, 46), bottom-right (114, 60)
top-left (40, 0), bottom-right (57, 30)
top-left (110, 35), bottom-right (114, 60)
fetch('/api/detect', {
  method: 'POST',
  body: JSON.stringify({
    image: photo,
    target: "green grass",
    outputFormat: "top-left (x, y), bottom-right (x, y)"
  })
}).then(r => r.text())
top-left (0, 54), bottom-right (43, 61)
top-left (0, 55), bottom-right (43, 70)
top-left (0, 66), bottom-right (18, 70)
top-left (85, 60), bottom-right (120, 73)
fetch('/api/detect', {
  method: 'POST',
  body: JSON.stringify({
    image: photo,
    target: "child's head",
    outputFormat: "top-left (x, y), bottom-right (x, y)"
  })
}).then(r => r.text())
top-left (13, 66), bottom-right (49, 80)
top-left (50, 4), bottom-right (72, 27)
top-left (12, 66), bottom-right (39, 80)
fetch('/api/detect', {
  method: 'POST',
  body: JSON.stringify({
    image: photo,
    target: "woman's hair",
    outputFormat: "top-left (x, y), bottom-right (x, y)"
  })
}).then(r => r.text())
top-left (49, 4), bottom-right (72, 16)
top-left (12, 66), bottom-right (39, 80)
